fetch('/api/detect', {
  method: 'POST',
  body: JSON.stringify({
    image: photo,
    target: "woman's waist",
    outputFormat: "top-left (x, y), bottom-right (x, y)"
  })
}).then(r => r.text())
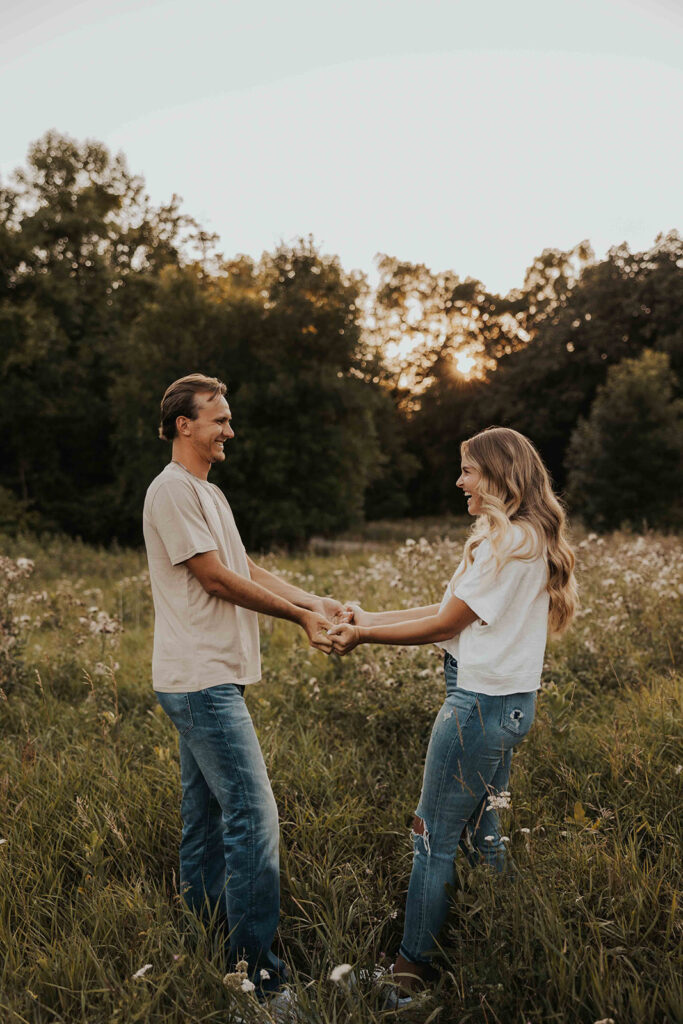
top-left (443, 652), bottom-right (540, 697)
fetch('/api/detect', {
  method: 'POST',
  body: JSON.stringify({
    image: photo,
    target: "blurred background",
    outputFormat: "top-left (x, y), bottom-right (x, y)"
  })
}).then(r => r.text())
top-left (1, 0), bottom-right (682, 548)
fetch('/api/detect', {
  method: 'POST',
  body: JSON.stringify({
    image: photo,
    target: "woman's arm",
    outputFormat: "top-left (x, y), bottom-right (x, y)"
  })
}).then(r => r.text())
top-left (350, 603), bottom-right (439, 627)
top-left (329, 594), bottom-right (478, 654)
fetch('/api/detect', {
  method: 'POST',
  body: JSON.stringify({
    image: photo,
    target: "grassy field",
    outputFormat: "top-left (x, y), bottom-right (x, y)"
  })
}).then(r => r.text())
top-left (0, 519), bottom-right (681, 1024)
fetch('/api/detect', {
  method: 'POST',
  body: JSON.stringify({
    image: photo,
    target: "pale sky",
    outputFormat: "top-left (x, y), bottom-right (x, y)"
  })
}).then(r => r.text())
top-left (2, 0), bottom-right (682, 295)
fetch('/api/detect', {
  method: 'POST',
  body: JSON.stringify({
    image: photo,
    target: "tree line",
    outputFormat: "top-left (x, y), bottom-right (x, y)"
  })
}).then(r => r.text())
top-left (1, 132), bottom-right (681, 547)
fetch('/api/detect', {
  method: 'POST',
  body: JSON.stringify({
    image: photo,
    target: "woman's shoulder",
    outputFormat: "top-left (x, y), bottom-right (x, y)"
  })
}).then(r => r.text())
top-left (500, 521), bottom-right (546, 561)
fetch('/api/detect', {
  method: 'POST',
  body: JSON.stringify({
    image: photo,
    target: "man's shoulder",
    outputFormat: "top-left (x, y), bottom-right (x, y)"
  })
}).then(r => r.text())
top-left (207, 480), bottom-right (230, 506)
top-left (144, 464), bottom-right (196, 514)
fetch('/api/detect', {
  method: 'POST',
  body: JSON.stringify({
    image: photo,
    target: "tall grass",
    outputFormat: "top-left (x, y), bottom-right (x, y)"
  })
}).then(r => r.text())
top-left (0, 524), bottom-right (681, 1023)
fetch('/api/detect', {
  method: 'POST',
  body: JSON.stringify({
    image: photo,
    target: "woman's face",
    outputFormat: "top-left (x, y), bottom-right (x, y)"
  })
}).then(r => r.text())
top-left (456, 457), bottom-right (483, 515)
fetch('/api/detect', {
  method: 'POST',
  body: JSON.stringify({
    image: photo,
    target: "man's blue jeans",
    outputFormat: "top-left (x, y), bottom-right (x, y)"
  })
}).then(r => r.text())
top-left (156, 683), bottom-right (286, 992)
top-left (399, 653), bottom-right (536, 965)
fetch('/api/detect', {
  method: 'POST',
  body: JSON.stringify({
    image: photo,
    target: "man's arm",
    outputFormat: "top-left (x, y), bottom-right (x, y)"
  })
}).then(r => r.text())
top-left (246, 556), bottom-right (350, 624)
top-left (185, 550), bottom-right (333, 652)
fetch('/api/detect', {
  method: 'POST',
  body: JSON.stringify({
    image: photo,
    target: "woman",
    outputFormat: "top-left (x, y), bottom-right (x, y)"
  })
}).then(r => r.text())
top-left (329, 427), bottom-right (577, 998)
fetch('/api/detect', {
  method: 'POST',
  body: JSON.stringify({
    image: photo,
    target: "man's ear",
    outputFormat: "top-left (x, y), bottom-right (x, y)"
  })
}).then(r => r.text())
top-left (176, 416), bottom-right (192, 436)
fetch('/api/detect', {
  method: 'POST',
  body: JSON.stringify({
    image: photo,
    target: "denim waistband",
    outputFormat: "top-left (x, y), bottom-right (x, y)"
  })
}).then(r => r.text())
top-left (443, 651), bottom-right (458, 691)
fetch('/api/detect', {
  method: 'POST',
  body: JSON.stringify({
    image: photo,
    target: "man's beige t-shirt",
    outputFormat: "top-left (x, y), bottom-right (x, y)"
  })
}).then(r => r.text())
top-left (143, 461), bottom-right (261, 692)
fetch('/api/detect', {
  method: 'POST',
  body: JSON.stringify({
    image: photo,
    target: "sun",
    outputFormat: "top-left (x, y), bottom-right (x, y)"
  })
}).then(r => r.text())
top-left (455, 351), bottom-right (477, 377)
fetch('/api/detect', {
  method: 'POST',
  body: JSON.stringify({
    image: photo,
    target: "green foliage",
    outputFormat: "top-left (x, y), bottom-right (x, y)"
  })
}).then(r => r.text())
top-left (109, 241), bottom-right (402, 548)
top-left (2, 133), bottom-right (683, 542)
top-left (0, 486), bottom-right (43, 535)
top-left (0, 131), bottom-right (202, 539)
top-left (0, 525), bottom-right (681, 1023)
top-left (483, 233), bottom-right (683, 487)
top-left (402, 235), bottom-right (683, 515)
top-left (566, 350), bottom-right (683, 530)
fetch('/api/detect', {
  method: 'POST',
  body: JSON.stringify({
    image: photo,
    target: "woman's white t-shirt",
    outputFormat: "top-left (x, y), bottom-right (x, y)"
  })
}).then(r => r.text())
top-left (436, 524), bottom-right (549, 695)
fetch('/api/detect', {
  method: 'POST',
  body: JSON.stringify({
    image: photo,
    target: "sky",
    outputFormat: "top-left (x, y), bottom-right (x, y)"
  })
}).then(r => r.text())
top-left (1, 0), bottom-right (682, 295)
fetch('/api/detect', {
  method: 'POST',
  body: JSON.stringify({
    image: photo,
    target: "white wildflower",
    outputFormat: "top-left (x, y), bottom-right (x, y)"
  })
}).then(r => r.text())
top-left (486, 791), bottom-right (512, 811)
top-left (259, 969), bottom-right (270, 980)
top-left (89, 610), bottom-right (122, 636)
top-left (500, 836), bottom-right (510, 843)
top-left (240, 978), bottom-right (256, 993)
top-left (484, 835), bottom-right (495, 842)
top-left (132, 963), bottom-right (153, 979)
top-left (675, 765), bottom-right (683, 775)
top-left (329, 963), bottom-right (354, 984)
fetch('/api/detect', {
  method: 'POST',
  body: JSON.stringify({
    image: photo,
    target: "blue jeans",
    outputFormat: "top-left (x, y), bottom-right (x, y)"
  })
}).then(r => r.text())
top-left (399, 654), bottom-right (536, 965)
top-left (156, 684), bottom-right (286, 993)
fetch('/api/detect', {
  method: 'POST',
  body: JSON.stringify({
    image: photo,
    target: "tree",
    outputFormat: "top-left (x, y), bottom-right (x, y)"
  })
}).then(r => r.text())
top-left (110, 239), bottom-right (401, 548)
top-left (369, 255), bottom-right (530, 405)
top-left (483, 232), bottom-right (683, 487)
top-left (0, 131), bottom-right (207, 539)
top-left (566, 350), bottom-right (683, 530)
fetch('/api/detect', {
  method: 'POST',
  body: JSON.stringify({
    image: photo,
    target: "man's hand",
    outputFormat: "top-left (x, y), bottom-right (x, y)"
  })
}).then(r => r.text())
top-left (316, 597), bottom-right (353, 625)
top-left (328, 623), bottom-right (362, 656)
top-left (301, 611), bottom-right (334, 653)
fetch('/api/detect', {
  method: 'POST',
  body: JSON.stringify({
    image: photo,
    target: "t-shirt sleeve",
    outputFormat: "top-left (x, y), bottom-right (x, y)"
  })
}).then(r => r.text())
top-left (148, 479), bottom-right (217, 566)
top-left (451, 540), bottom-right (527, 626)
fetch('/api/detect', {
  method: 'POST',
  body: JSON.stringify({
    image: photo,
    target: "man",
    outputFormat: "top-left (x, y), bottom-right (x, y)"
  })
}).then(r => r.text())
top-left (142, 373), bottom-right (348, 1000)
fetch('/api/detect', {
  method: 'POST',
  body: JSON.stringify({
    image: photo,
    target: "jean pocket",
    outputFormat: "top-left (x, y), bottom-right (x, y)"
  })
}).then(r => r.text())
top-left (156, 692), bottom-right (194, 736)
top-left (500, 692), bottom-right (536, 739)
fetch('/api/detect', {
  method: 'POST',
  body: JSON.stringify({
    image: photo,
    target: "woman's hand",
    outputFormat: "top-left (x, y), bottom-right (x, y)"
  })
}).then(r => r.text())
top-left (328, 622), bottom-right (363, 655)
top-left (344, 602), bottom-right (371, 626)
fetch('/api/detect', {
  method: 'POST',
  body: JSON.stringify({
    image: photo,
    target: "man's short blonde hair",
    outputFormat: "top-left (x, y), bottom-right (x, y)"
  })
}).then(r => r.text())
top-left (159, 374), bottom-right (227, 441)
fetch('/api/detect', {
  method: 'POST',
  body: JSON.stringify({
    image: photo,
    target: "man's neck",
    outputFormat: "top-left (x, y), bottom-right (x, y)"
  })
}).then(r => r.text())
top-left (170, 445), bottom-right (210, 480)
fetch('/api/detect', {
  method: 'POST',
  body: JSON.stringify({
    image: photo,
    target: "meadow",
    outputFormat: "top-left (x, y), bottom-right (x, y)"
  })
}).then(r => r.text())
top-left (0, 520), bottom-right (681, 1024)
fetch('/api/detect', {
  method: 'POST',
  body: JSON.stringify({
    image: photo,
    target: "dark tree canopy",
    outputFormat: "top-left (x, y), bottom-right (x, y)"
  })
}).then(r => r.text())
top-left (400, 233), bottom-right (683, 517)
top-left (1, 133), bottom-right (681, 543)
top-left (566, 350), bottom-right (683, 530)
top-left (0, 135), bottom-right (406, 546)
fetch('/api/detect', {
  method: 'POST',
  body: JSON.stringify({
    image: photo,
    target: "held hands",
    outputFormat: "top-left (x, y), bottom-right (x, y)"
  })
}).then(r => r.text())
top-left (327, 622), bottom-right (362, 655)
top-left (303, 600), bottom-right (366, 655)
top-left (342, 603), bottom-right (371, 627)
top-left (301, 610), bottom-right (335, 653)
top-left (316, 597), bottom-right (354, 625)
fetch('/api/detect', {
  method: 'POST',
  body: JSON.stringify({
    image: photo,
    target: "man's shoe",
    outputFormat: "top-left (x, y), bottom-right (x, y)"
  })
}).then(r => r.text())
top-left (376, 964), bottom-right (414, 1009)
top-left (267, 986), bottom-right (301, 1023)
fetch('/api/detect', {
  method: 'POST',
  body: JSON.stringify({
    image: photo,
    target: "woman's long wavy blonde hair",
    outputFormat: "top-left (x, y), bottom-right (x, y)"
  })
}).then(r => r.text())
top-left (459, 426), bottom-right (577, 635)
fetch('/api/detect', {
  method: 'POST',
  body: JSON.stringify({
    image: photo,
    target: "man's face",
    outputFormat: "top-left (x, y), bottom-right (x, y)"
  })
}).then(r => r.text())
top-left (181, 393), bottom-right (234, 465)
